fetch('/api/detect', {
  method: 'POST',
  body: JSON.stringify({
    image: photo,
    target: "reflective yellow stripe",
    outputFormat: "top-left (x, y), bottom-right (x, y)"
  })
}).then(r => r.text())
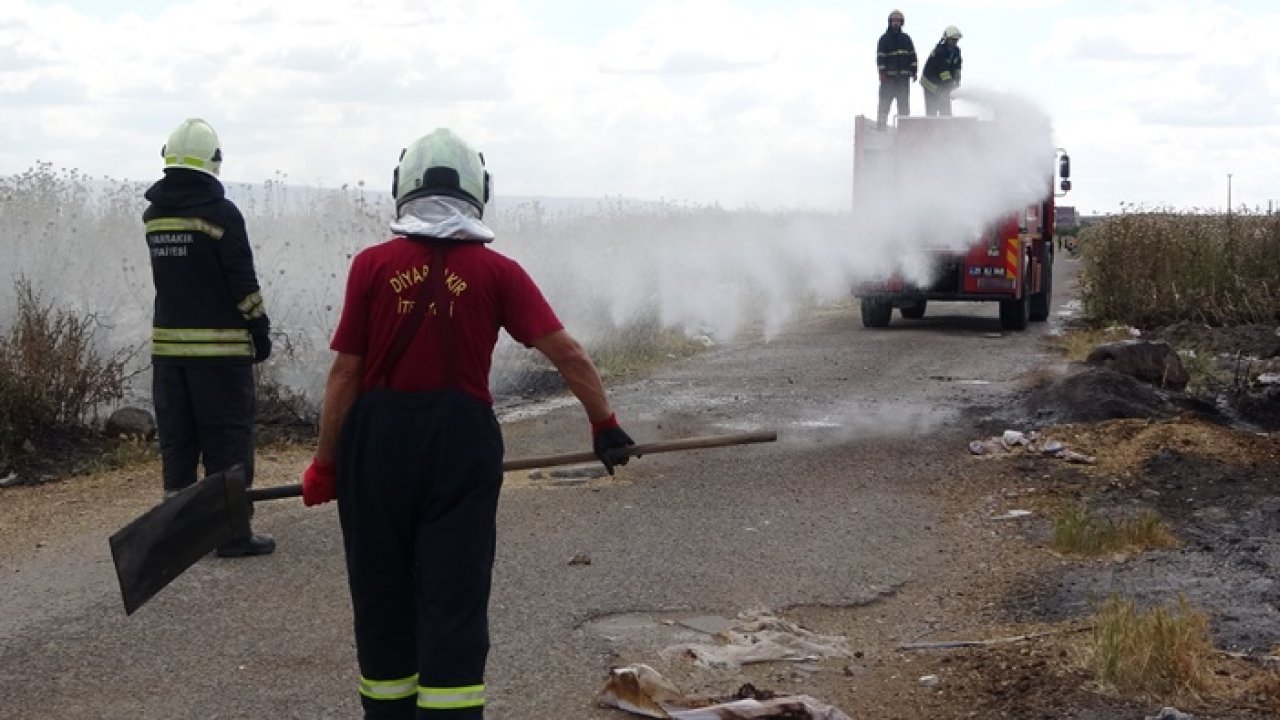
top-left (164, 155), bottom-right (210, 170)
top-left (360, 674), bottom-right (419, 701)
top-left (153, 328), bottom-right (251, 343)
top-left (418, 684), bottom-right (485, 710)
top-left (921, 77), bottom-right (938, 92)
top-left (1006, 237), bottom-right (1021, 280)
top-left (237, 291), bottom-right (266, 319)
top-left (153, 342), bottom-right (253, 357)
top-left (939, 71), bottom-right (952, 81)
top-left (145, 217), bottom-right (225, 240)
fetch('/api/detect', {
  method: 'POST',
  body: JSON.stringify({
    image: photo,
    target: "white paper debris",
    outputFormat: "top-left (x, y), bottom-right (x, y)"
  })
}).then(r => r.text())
top-left (659, 613), bottom-right (850, 669)
top-left (597, 665), bottom-right (853, 720)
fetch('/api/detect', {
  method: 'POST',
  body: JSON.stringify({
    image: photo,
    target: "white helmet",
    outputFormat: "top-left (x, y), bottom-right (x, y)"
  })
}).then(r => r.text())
top-left (393, 128), bottom-right (490, 215)
top-left (944, 25), bottom-right (962, 40)
top-left (162, 118), bottom-right (222, 177)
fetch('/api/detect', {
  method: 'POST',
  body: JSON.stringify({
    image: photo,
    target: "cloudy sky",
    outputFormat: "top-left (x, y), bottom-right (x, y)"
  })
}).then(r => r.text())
top-left (1, 0), bottom-right (1277, 215)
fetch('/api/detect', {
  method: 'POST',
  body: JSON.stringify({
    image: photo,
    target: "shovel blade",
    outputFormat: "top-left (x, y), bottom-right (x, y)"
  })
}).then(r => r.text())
top-left (108, 465), bottom-right (251, 615)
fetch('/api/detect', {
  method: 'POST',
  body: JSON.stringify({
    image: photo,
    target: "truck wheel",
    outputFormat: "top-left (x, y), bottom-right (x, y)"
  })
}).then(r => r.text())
top-left (899, 301), bottom-right (927, 319)
top-left (999, 289), bottom-right (1029, 331)
top-left (1029, 252), bottom-right (1053, 322)
top-left (860, 298), bottom-right (892, 328)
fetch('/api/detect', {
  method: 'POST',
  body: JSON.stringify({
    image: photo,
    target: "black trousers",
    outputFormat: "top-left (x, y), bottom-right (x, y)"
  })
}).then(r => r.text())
top-left (924, 87), bottom-right (953, 117)
top-left (152, 362), bottom-right (256, 492)
top-left (877, 77), bottom-right (911, 127)
top-left (337, 388), bottom-right (504, 720)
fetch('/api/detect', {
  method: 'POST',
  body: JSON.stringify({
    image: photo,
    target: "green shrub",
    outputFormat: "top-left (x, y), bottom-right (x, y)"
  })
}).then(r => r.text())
top-left (1079, 211), bottom-right (1280, 327)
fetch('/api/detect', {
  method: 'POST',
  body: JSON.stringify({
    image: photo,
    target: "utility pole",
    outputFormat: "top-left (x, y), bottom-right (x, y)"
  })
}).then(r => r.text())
top-left (1227, 173), bottom-right (1233, 215)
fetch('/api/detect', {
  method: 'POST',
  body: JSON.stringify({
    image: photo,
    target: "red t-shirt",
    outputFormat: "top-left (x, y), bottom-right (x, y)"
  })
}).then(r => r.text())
top-left (330, 237), bottom-right (563, 403)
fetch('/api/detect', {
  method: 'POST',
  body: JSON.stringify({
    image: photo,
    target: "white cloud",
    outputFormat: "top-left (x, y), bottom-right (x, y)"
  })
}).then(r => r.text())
top-left (1, 0), bottom-right (1279, 211)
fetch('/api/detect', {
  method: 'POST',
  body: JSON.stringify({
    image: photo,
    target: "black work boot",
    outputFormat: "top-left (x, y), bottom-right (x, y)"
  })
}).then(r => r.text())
top-left (215, 533), bottom-right (276, 558)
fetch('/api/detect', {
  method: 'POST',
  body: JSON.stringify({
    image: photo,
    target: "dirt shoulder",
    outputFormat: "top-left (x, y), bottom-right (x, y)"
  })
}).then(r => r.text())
top-left (907, 414), bottom-right (1279, 719)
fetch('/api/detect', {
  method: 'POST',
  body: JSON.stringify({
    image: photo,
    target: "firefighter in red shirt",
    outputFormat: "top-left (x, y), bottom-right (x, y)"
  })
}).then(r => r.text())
top-left (300, 128), bottom-right (634, 719)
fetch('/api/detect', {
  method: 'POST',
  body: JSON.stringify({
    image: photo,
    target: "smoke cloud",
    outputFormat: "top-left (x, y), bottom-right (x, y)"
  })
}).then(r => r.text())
top-left (0, 89), bottom-right (1058, 406)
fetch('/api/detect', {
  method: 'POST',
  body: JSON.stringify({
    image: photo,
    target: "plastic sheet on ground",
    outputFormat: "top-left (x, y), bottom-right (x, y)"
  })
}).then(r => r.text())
top-left (597, 664), bottom-right (853, 720)
top-left (658, 613), bottom-right (851, 668)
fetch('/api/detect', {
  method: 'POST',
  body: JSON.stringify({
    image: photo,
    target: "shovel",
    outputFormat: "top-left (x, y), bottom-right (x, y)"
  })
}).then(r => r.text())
top-left (109, 430), bottom-right (777, 615)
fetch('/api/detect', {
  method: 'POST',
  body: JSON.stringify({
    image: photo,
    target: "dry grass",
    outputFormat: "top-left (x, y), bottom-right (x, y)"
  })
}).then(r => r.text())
top-left (589, 322), bottom-right (709, 377)
top-left (77, 436), bottom-right (158, 475)
top-left (1046, 326), bottom-right (1139, 362)
top-left (1039, 418), bottom-right (1278, 481)
top-left (0, 278), bottom-right (141, 469)
top-left (1052, 504), bottom-right (1178, 556)
top-left (1079, 211), bottom-right (1280, 328)
top-left (1090, 594), bottom-right (1218, 699)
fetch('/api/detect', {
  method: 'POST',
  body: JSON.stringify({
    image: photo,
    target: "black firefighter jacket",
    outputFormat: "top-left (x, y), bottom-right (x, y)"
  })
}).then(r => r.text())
top-left (143, 169), bottom-right (269, 364)
top-left (876, 25), bottom-right (917, 79)
top-left (921, 41), bottom-right (963, 94)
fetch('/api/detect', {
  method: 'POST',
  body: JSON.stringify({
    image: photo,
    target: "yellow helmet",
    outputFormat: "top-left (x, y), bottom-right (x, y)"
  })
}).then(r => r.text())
top-left (944, 25), bottom-right (962, 40)
top-left (161, 118), bottom-right (222, 177)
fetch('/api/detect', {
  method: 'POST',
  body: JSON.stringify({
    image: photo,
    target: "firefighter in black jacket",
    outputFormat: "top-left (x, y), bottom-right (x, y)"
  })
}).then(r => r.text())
top-left (921, 26), bottom-right (963, 117)
top-left (876, 8), bottom-right (917, 129)
top-left (143, 118), bottom-right (275, 557)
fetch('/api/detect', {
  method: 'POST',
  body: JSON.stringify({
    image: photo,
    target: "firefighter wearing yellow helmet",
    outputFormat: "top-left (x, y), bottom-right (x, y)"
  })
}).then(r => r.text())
top-left (144, 118), bottom-right (275, 557)
top-left (922, 25), bottom-right (964, 116)
top-left (300, 127), bottom-right (633, 718)
top-left (876, 8), bottom-right (918, 129)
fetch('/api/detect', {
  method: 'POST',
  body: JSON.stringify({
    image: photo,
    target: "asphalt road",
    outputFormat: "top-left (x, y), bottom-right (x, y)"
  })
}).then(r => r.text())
top-left (0, 259), bottom-right (1078, 719)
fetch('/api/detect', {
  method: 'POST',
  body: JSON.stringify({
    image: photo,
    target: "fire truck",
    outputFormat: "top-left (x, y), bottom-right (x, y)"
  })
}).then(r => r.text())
top-left (852, 114), bottom-right (1071, 331)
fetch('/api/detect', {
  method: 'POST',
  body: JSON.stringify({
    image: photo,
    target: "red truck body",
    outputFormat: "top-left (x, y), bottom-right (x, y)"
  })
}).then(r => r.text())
top-left (852, 114), bottom-right (1070, 331)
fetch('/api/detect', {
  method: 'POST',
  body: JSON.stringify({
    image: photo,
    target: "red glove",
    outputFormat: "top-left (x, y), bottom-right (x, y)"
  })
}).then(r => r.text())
top-left (302, 458), bottom-right (336, 507)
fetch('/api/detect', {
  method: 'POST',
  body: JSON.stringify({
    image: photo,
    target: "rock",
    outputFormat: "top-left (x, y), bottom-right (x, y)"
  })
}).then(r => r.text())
top-left (105, 406), bottom-right (157, 440)
top-left (918, 674), bottom-right (941, 688)
top-left (1001, 430), bottom-right (1028, 448)
top-left (1085, 340), bottom-right (1190, 390)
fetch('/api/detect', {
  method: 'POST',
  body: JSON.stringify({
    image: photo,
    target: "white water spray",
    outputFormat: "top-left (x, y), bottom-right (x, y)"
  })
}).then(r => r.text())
top-left (0, 89), bottom-right (1057, 406)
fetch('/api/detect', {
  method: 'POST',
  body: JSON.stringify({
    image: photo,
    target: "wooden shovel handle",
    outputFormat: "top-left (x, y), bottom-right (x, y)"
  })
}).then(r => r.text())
top-left (246, 430), bottom-right (778, 502)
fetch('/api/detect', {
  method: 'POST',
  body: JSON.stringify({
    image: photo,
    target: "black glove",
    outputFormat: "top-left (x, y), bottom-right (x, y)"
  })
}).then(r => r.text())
top-left (248, 317), bottom-right (271, 364)
top-left (251, 332), bottom-right (272, 363)
top-left (591, 413), bottom-right (635, 475)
